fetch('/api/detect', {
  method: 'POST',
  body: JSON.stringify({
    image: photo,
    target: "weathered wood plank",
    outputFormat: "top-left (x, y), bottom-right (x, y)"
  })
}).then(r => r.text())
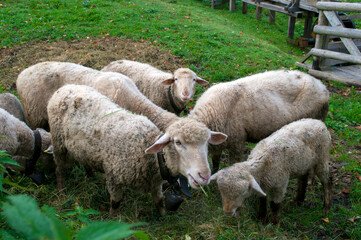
top-left (339, 14), bottom-right (361, 21)
top-left (256, 6), bottom-right (262, 20)
top-left (270, 0), bottom-right (318, 12)
top-left (310, 48), bottom-right (361, 64)
top-left (308, 68), bottom-right (361, 87)
top-left (241, 0), bottom-right (302, 17)
top-left (322, 10), bottom-right (361, 56)
top-left (269, 10), bottom-right (276, 24)
top-left (314, 26), bottom-right (361, 39)
top-left (316, 2), bottom-right (361, 12)
top-left (230, 0), bottom-right (236, 12)
top-left (323, 11), bottom-right (342, 27)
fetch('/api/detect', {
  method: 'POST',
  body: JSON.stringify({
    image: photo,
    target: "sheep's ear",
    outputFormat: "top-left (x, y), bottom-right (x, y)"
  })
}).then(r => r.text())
top-left (209, 131), bottom-right (227, 145)
top-left (161, 78), bottom-right (175, 85)
top-left (196, 77), bottom-right (209, 86)
top-left (249, 176), bottom-right (266, 197)
top-left (145, 134), bottom-right (170, 154)
top-left (44, 145), bottom-right (54, 154)
top-left (210, 170), bottom-right (222, 183)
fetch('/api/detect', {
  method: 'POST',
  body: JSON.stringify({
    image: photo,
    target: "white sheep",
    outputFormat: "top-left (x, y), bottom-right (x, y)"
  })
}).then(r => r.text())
top-left (47, 84), bottom-right (227, 215)
top-left (17, 61), bottom-right (179, 131)
top-left (188, 70), bottom-right (329, 171)
top-left (0, 108), bottom-right (53, 174)
top-left (0, 93), bottom-right (26, 122)
top-left (101, 60), bottom-right (208, 115)
top-left (210, 119), bottom-right (332, 224)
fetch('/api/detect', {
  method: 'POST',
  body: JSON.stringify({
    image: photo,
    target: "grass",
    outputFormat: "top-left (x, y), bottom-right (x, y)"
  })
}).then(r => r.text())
top-left (1, 0), bottom-right (360, 239)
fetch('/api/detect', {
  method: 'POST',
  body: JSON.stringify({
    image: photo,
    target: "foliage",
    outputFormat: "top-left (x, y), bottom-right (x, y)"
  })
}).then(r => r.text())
top-left (1, 194), bottom-right (149, 240)
top-left (0, 150), bottom-right (21, 195)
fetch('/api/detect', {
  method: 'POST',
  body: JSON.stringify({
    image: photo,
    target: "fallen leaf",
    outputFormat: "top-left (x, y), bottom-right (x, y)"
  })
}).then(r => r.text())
top-left (356, 172), bottom-right (361, 182)
top-left (322, 218), bottom-right (330, 223)
top-left (342, 186), bottom-right (350, 194)
top-left (348, 216), bottom-right (356, 223)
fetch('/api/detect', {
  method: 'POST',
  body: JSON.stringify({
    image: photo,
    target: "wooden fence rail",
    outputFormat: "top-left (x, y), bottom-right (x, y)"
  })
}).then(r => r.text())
top-left (296, 1), bottom-right (361, 86)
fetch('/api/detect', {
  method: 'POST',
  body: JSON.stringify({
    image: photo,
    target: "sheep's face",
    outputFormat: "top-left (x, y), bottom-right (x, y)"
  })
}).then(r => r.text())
top-left (162, 68), bottom-right (208, 103)
top-left (210, 166), bottom-right (266, 216)
top-left (145, 118), bottom-right (227, 189)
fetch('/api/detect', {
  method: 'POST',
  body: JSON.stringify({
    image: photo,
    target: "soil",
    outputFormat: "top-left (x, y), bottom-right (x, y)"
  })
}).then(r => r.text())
top-left (0, 37), bottom-right (183, 89)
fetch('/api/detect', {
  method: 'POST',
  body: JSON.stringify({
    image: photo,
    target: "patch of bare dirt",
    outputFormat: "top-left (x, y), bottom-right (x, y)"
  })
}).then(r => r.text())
top-left (0, 37), bottom-right (183, 90)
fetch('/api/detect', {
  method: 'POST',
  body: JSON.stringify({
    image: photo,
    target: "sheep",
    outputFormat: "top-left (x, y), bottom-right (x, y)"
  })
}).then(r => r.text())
top-left (47, 84), bottom-right (227, 215)
top-left (0, 93), bottom-right (26, 122)
top-left (0, 108), bottom-right (53, 177)
top-left (17, 61), bottom-right (180, 131)
top-left (188, 70), bottom-right (330, 171)
top-left (210, 118), bottom-right (332, 224)
top-left (101, 60), bottom-right (209, 115)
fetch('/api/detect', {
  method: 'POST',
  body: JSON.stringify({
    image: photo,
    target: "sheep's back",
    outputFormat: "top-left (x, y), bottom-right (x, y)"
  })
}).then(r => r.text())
top-left (47, 85), bottom-right (162, 190)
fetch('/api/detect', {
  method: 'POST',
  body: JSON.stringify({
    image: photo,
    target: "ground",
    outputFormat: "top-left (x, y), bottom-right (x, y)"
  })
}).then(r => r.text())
top-left (0, 37), bottom-right (183, 89)
top-left (1, 37), bottom-right (360, 238)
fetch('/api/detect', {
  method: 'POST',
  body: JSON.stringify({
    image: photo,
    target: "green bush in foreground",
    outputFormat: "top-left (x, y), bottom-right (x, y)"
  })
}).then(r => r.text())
top-left (1, 194), bottom-right (149, 240)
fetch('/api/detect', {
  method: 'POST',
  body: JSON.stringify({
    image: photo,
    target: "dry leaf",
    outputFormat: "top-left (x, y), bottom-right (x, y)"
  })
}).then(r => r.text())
top-left (322, 218), bottom-right (330, 223)
top-left (356, 172), bottom-right (361, 182)
top-left (342, 186), bottom-right (350, 194)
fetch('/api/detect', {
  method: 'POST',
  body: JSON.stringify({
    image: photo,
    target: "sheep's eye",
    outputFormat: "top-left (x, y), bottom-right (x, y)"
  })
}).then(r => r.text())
top-left (175, 140), bottom-right (182, 146)
top-left (174, 78), bottom-right (178, 81)
top-left (193, 78), bottom-right (196, 82)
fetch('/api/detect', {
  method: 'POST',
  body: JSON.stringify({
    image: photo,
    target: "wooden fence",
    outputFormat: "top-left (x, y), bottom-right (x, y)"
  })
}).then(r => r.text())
top-left (296, 1), bottom-right (361, 86)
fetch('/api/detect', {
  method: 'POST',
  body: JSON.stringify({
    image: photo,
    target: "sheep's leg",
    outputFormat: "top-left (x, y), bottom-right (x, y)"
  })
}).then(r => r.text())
top-left (269, 181), bottom-right (288, 224)
top-left (270, 201), bottom-right (282, 225)
top-left (106, 177), bottom-right (123, 216)
top-left (258, 196), bottom-right (268, 222)
top-left (315, 165), bottom-right (332, 214)
top-left (296, 173), bottom-right (309, 204)
top-left (151, 184), bottom-right (165, 216)
top-left (54, 151), bottom-right (67, 191)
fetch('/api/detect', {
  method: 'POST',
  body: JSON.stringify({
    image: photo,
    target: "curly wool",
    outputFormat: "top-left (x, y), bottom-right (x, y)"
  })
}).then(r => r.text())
top-left (166, 118), bottom-right (210, 144)
top-left (101, 60), bottom-right (203, 114)
top-left (212, 119), bottom-right (332, 220)
top-left (17, 61), bottom-right (178, 131)
top-left (47, 84), bottom-right (166, 213)
top-left (0, 93), bottom-right (26, 122)
top-left (189, 70), bottom-right (329, 167)
top-left (0, 108), bottom-right (53, 171)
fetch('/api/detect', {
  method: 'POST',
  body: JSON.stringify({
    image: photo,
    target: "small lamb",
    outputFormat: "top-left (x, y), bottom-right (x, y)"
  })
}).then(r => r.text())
top-left (210, 119), bottom-right (332, 224)
top-left (0, 108), bottom-right (53, 173)
top-left (189, 70), bottom-right (329, 171)
top-left (101, 60), bottom-right (208, 115)
top-left (47, 84), bottom-right (227, 215)
top-left (0, 93), bottom-right (26, 122)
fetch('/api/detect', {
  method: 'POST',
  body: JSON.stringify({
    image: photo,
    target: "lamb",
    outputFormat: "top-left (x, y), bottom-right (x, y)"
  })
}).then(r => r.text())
top-left (188, 70), bottom-right (330, 171)
top-left (47, 84), bottom-right (227, 215)
top-left (0, 108), bottom-right (53, 175)
top-left (0, 93), bottom-right (26, 122)
top-left (210, 119), bottom-right (332, 224)
top-left (101, 60), bottom-right (208, 115)
top-left (17, 61), bottom-right (179, 131)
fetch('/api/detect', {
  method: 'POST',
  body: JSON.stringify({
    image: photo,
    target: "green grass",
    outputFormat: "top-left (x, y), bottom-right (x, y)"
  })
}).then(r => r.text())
top-left (1, 0), bottom-right (360, 239)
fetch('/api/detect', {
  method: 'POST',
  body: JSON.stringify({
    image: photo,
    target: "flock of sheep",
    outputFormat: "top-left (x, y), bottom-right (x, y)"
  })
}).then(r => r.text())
top-left (0, 60), bottom-right (332, 224)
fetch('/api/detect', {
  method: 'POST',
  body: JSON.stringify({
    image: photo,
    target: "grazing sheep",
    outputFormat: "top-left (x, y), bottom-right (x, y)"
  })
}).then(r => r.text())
top-left (47, 84), bottom-right (227, 215)
top-left (0, 93), bottom-right (26, 122)
top-left (101, 60), bottom-right (208, 115)
top-left (0, 108), bottom-right (53, 173)
top-left (210, 119), bottom-right (332, 224)
top-left (17, 61), bottom-right (179, 131)
top-left (188, 70), bottom-right (329, 171)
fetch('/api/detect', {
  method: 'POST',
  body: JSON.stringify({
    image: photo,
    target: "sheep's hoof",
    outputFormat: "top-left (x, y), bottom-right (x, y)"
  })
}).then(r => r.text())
top-left (159, 207), bottom-right (166, 217)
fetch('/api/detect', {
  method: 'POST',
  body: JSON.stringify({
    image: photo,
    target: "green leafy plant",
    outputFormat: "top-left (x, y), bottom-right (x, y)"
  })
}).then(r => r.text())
top-left (0, 149), bottom-right (21, 195)
top-left (1, 194), bottom-right (149, 240)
